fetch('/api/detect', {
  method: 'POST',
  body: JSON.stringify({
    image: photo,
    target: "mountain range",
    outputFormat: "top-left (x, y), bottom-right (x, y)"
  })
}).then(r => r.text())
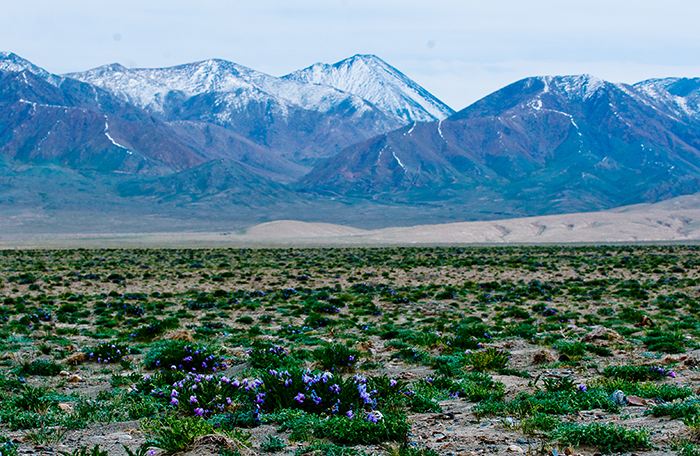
top-left (1, 51), bottom-right (700, 233)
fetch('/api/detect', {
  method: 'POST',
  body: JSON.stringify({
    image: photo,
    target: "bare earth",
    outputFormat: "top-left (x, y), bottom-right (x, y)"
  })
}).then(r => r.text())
top-left (2, 194), bottom-right (700, 248)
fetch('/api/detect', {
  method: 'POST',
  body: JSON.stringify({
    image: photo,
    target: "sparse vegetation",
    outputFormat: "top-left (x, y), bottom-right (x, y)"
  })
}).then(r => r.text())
top-left (0, 246), bottom-right (697, 454)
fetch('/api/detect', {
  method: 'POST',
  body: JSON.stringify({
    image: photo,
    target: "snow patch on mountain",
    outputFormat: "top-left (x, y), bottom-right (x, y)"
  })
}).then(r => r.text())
top-left (103, 116), bottom-right (131, 153)
top-left (392, 150), bottom-right (407, 172)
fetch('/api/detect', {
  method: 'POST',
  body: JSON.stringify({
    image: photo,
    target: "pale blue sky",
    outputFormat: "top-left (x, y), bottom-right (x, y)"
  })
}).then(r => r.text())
top-left (3, 0), bottom-right (700, 109)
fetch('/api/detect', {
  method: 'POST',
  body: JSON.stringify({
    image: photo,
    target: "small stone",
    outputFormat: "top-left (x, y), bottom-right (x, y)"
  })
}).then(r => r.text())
top-left (626, 395), bottom-right (649, 406)
top-left (507, 444), bottom-right (525, 453)
top-left (163, 329), bottom-right (195, 342)
top-left (58, 402), bottom-right (73, 412)
top-left (68, 374), bottom-right (83, 383)
top-left (610, 389), bottom-right (627, 405)
top-left (533, 349), bottom-right (556, 364)
top-left (66, 352), bottom-right (88, 365)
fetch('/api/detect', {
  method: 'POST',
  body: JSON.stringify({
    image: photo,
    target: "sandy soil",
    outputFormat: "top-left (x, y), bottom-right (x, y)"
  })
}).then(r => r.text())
top-left (2, 195), bottom-right (700, 248)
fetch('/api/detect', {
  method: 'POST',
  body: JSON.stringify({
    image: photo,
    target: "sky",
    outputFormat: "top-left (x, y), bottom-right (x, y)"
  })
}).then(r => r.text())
top-left (3, 0), bottom-right (700, 110)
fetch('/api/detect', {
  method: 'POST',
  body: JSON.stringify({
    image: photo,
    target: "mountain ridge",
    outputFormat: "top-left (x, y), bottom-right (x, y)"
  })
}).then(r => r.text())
top-left (2, 50), bottom-right (700, 232)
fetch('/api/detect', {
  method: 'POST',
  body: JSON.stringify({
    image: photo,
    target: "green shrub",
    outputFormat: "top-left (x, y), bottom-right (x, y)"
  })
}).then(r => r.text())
top-left (0, 436), bottom-right (18, 456)
top-left (465, 348), bottom-right (509, 371)
top-left (260, 435), bottom-right (286, 453)
top-left (17, 358), bottom-right (63, 376)
top-left (143, 340), bottom-right (224, 373)
top-left (603, 364), bottom-right (675, 381)
top-left (142, 414), bottom-right (249, 453)
top-left (554, 422), bottom-right (651, 454)
top-left (313, 344), bottom-right (360, 372)
top-left (643, 330), bottom-right (688, 353)
top-left (312, 412), bottom-right (410, 445)
top-left (647, 398), bottom-right (700, 424)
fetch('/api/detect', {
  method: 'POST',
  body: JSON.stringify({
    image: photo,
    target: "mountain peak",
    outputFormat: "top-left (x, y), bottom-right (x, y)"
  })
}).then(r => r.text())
top-left (535, 74), bottom-right (608, 99)
top-left (1, 51), bottom-right (39, 71)
top-left (342, 54), bottom-right (386, 65)
top-left (0, 51), bottom-right (61, 85)
top-left (285, 55), bottom-right (454, 122)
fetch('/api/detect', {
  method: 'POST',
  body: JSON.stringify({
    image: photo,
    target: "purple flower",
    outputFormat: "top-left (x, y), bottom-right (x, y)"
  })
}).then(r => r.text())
top-left (346, 409), bottom-right (354, 419)
top-left (294, 392), bottom-right (305, 404)
top-left (193, 407), bottom-right (204, 417)
top-left (668, 370), bottom-right (677, 378)
top-left (366, 411), bottom-right (383, 423)
top-left (329, 383), bottom-right (341, 394)
top-left (170, 397), bottom-right (179, 406)
top-left (189, 395), bottom-right (198, 405)
top-left (389, 379), bottom-right (397, 387)
top-left (577, 384), bottom-right (587, 392)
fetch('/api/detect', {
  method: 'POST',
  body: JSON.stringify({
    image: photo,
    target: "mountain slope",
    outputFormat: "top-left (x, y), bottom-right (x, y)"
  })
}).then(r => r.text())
top-left (284, 54), bottom-right (454, 122)
top-left (0, 65), bottom-right (203, 174)
top-left (0, 53), bottom-right (307, 181)
top-left (301, 74), bottom-right (700, 217)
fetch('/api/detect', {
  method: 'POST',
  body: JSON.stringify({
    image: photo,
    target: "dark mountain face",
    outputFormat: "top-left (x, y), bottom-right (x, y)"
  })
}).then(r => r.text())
top-left (301, 75), bottom-right (700, 217)
top-left (0, 54), bottom-right (309, 186)
top-left (0, 68), bottom-right (207, 174)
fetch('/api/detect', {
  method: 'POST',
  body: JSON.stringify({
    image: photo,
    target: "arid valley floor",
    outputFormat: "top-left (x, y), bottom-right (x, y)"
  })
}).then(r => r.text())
top-left (0, 246), bottom-right (699, 455)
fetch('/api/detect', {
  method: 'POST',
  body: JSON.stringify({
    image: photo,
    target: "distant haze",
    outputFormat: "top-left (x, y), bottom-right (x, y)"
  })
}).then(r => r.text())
top-left (3, 0), bottom-right (700, 110)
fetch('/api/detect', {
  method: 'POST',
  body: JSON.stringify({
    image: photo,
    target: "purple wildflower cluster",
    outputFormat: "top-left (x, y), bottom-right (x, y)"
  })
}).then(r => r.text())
top-left (155, 345), bottom-right (225, 373)
top-left (167, 373), bottom-right (264, 418)
top-left (651, 366), bottom-right (677, 378)
top-left (144, 367), bottom-right (398, 426)
top-left (261, 369), bottom-right (395, 423)
top-left (87, 342), bottom-right (131, 364)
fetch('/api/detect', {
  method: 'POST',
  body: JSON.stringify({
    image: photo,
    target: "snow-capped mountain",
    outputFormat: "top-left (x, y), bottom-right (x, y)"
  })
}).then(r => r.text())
top-left (67, 59), bottom-right (382, 116)
top-left (67, 58), bottom-right (404, 163)
top-left (284, 54), bottom-right (454, 122)
top-left (302, 74), bottom-right (700, 217)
